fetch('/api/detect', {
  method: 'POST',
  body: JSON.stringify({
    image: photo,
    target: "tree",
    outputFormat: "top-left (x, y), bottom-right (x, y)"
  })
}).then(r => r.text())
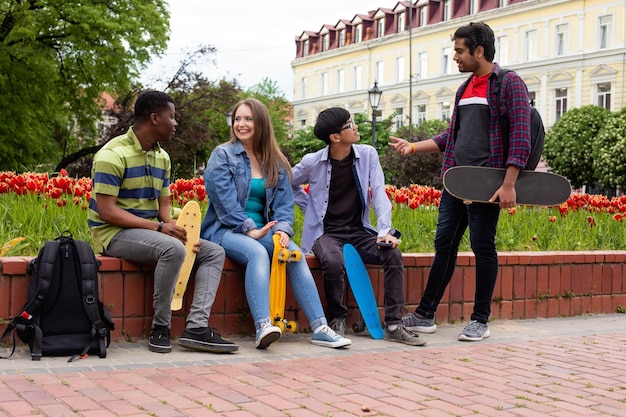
top-left (379, 120), bottom-right (447, 187)
top-left (593, 107), bottom-right (626, 191)
top-left (543, 105), bottom-right (611, 189)
top-left (0, 0), bottom-right (170, 171)
top-left (243, 77), bottom-right (291, 146)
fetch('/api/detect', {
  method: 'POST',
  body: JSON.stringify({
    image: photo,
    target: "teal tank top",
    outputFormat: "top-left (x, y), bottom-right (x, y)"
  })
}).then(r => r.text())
top-left (246, 178), bottom-right (266, 227)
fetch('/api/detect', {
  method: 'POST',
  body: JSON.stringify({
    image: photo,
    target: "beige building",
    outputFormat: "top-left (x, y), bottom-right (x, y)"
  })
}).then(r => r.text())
top-left (291, 0), bottom-right (625, 133)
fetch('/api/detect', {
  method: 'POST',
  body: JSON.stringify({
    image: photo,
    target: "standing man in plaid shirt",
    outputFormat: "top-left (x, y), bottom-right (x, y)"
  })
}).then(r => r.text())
top-left (389, 21), bottom-right (531, 341)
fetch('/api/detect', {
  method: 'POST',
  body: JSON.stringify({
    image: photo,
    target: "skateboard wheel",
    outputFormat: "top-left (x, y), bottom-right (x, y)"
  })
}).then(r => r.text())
top-left (286, 321), bottom-right (298, 332)
top-left (275, 321), bottom-right (286, 332)
top-left (289, 250), bottom-right (302, 262)
top-left (352, 321), bottom-right (365, 333)
top-left (277, 248), bottom-right (290, 262)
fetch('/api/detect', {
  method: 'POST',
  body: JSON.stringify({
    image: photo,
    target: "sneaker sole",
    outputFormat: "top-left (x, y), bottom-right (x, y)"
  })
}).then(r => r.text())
top-left (311, 339), bottom-right (351, 348)
top-left (148, 343), bottom-right (172, 353)
top-left (256, 330), bottom-right (281, 349)
top-left (405, 325), bottom-right (437, 334)
top-left (458, 329), bottom-right (491, 341)
top-left (179, 338), bottom-right (239, 353)
top-left (384, 334), bottom-right (427, 346)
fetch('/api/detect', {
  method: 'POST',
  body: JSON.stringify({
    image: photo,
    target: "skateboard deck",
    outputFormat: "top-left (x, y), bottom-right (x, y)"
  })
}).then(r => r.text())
top-left (443, 166), bottom-right (571, 206)
top-left (171, 201), bottom-right (201, 311)
top-left (269, 234), bottom-right (301, 332)
top-left (343, 244), bottom-right (384, 340)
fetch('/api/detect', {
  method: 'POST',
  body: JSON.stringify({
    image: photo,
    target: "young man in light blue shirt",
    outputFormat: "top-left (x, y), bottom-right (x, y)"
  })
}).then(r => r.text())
top-left (291, 107), bottom-right (425, 346)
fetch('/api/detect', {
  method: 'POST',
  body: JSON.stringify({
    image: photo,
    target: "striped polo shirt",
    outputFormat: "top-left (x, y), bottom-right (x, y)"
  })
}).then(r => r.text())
top-left (88, 127), bottom-right (171, 253)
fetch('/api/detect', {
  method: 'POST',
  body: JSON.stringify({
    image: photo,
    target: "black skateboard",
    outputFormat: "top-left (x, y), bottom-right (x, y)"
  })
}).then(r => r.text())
top-left (443, 166), bottom-right (571, 207)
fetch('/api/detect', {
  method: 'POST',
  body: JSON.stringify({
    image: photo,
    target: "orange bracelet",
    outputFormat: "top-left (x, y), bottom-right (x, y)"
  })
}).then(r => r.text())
top-left (411, 143), bottom-right (416, 154)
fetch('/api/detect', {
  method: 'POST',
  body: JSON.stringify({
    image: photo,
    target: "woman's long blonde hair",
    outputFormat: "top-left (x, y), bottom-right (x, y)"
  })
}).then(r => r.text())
top-left (228, 98), bottom-right (291, 187)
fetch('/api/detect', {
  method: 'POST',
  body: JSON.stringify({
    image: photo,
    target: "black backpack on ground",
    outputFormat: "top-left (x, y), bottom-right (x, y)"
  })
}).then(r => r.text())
top-left (0, 232), bottom-right (114, 362)
top-left (495, 69), bottom-right (546, 170)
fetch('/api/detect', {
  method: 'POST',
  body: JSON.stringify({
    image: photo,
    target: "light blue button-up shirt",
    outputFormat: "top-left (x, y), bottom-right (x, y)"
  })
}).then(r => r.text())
top-left (291, 144), bottom-right (393, 254)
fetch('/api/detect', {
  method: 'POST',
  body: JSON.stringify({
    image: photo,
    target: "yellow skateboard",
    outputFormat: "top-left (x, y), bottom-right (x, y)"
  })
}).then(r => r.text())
top-left (171, 201), bottom-right (201, 311)
top-left (269, 234), bottom-right (302, 332)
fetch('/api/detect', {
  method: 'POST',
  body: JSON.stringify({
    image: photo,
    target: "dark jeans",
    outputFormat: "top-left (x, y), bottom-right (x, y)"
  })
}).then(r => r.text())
top-left (416, 189), bottom-right (500, 324)
top-left (312, 227), bottom-right (405, 326)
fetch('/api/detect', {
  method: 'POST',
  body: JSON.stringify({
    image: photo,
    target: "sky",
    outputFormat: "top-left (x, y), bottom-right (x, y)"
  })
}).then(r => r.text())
top-left (142, 0), bottom-right (389, 100)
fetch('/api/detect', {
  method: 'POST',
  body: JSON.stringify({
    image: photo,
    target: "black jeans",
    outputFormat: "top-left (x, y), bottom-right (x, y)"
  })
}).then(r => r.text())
top-left (416, 189), bottom-right (500, 324)
top-left (312, 227), bottom-right (405, 326)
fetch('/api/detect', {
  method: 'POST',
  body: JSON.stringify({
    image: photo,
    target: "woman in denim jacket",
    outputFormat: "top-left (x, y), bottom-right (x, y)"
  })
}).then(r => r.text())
top-left (201, 98), bottom-right (350, 350)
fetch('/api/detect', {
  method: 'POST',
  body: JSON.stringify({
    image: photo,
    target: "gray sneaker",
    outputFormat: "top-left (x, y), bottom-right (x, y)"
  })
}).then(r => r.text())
top-left (458, 320), bottom-right (490, 341)
top-left (402, 312), bottom-right (437, 333)
top-left (384, 325), bottom-right (426, 346)
top-left (328, 317), bottom-right (346, 336)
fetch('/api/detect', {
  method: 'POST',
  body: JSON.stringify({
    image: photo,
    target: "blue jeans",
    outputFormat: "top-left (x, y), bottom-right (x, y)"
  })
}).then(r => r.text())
top-left (416, 189), bottom-right (500, 324)
top-left (104, 229), bottom-right (225, 330)
top-left (220, 230), bottom-right (326, 331)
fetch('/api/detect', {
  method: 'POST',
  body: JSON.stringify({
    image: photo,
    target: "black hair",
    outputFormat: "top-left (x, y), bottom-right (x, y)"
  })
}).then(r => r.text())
top-left (453, 22), bottom-right (496, 62)
top-left (313, 107), bottom-right (351, 145)
top-left (134, 90), bottom-right (175, 123)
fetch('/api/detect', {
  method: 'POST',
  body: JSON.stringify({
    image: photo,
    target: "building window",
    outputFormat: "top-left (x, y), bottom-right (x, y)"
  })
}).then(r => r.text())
top-left (339, 29), bottom-right (345, 47)
top-left (321, 72), bottom-right (329, 96)
top-left (376, 61), bottom-right (384, 85)
top-left (355, 24), bottom-right (362, 43)
top-left (440, 101), bottom-right (451, 121)
top-left (525, 30), bottom-right (538, 62)
top-left (416, 104), bottom-right (427, 124)
top-left (598, 15), bottom-right (613, 49)
top-left (397, 12), bottom-right (405, 33)
top-left (394, 108), bottom-right (404, 129)
top-left (299, 119), bottom-right (306, 128)
top-left (499, 0), bottom-right (508, 7)
top-left (443, 0), bottom-right (451, 22)
top-left (419, 6), bottom-right (426, 27)
top-left (528, 91), bottom-right (537, 107)
top-left (322, 34), bottom-right (329, 52)
top-left (300, 77), bottom-right (307, 99)
top-left (597, 82), bottom-right (611, 110)
top-left (303, 40), bottom-right (308, 57)
top-left (418, 52), bottom-right (428, 79)
top-left (396, 57), bottom-right (405, 82)
top-left (556, 24), bottom-right (568, 56)
top-left (497, 36), bottom-right (508, 66)
top-left (470, 0), bottom-right (479, 14)
top-left (377, 19), bottom-right (384, 38)
top-left (442, 47), bottom-right (452, 75)
top-left (337, 69), bottom-right (345, 93)
top-left (354, 65), bottom-right (362, 90)
top-left (555, 88), bottom-right (568, 121)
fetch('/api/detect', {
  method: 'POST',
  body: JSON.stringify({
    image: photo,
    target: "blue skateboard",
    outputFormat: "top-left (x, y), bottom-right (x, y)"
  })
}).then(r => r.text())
top-left (343, 244), bottom-right (384, 339)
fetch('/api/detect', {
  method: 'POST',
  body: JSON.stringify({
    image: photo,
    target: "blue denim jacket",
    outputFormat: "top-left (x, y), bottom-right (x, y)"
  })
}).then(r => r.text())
top-left (291, 144), bottom-right (392, 254)
top-left (200, 140), bottom-right (294, 244)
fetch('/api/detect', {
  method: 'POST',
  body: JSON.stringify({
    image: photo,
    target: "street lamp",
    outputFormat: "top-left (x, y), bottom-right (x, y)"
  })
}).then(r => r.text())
top-left (368, 81), bottom-right (383, 146)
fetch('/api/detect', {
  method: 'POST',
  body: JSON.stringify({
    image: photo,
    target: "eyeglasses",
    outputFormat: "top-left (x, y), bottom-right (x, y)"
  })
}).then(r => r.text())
top-left (339, 121), bottom-right (355, 131)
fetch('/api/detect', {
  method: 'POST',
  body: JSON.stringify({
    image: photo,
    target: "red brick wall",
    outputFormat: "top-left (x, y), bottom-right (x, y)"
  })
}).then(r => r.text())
top-left (1, 251), bottom-right (625, 340)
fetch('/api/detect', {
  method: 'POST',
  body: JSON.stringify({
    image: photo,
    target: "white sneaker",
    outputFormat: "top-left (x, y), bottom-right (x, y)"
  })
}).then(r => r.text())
top-left (311, 325), bottom-right (351, 348)
top-left (255, 323), bottom-right (281, 349)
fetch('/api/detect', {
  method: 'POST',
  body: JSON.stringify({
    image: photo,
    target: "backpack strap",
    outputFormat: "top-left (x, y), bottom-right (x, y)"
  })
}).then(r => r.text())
top-left (495, 69), bottom-right (512, 160)
top-left (20, 240), bottom-right (61, 360)
top-left (73, 239), bottom-right (109, 358)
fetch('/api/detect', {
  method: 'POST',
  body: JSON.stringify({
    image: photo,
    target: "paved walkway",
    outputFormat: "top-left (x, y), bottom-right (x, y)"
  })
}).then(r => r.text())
top-left (1, 314), bottom-right (625, 416)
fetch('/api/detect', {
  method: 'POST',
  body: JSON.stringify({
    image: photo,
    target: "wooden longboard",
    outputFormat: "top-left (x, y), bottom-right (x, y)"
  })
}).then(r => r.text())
top-left (269, 234), bottom-right (301, 332)
top-left (443, 166), bottom-right (572, 207)
top-left (343, 244), bottom-right (384, 339)
top-left (171, 201), bottom-right (201, 311)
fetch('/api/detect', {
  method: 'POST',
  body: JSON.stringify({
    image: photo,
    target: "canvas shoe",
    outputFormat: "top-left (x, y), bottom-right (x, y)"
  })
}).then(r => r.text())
top-left (311, 325), bottom-right (351, 348)
top-left (255, 323), bottom-right (282, 349)
top-left (328, 317), bottom-right (346, 335)
top-left (402, 312), bottom-right (437, 333)
top-left (384, 325), bottom-right (427, 346)
top-left (458, 320), bottom-right (490, 341)
top-left (149, 325), bottom-right (171, 353)
top-left (179, 327), bottom-right (239, 353)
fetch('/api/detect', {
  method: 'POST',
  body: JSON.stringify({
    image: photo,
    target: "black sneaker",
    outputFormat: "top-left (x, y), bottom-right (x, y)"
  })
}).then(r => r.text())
top-left (179, 327), bottom-right (239, 353)
top-left (149, 325), bottom-right (171, 353)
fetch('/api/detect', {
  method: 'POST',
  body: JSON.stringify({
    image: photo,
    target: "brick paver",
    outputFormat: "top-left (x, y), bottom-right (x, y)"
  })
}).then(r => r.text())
top-left (1, 315), bottom-right (625, 416)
